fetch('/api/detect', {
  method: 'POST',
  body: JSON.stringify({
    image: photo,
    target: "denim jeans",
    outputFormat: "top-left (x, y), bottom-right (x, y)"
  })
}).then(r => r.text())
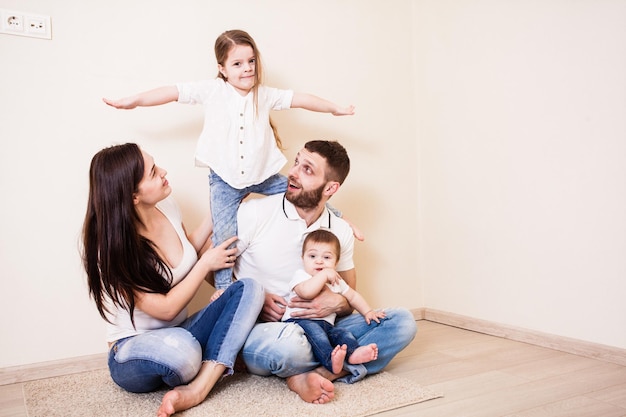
top-left (242, 308), bottom-right (417, 384)
top-left (108, 278), bottom-right (264, 393)
top-left (210, 171), bottom-right (288, 290)
top-left (286, 318), bottom-right (367, 382)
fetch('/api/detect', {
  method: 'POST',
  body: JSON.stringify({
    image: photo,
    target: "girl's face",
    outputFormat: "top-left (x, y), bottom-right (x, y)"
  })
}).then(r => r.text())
top-left (134, 151), bottom-right (171, 207)
top-left (218, 44), bottom-right (256, 96)
top-left (302, 242), bottom-right (338, 275)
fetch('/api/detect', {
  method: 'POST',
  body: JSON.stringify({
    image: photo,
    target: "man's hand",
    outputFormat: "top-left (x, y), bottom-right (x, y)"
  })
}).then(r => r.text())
top-left (288, 287), bottom-right (347, 319)
top-left (261, 293), bottom-right (287, 322)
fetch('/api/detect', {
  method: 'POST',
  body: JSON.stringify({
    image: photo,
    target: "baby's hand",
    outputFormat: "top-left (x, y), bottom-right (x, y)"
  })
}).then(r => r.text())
top-left (364, 309), bottom-right (386, 325)
top-left (332, 105), bottom-right (355, 116)
top-left (324, 268), bottom-right (341, 286)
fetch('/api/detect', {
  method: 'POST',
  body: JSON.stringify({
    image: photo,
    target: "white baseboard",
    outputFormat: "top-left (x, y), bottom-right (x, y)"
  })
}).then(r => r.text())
top-left (3, 308), bottom-right (625, 386)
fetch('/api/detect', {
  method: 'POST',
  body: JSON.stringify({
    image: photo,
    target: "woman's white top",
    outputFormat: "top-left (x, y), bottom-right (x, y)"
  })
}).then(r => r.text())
top-left (105, 197), bottom-right (198, 343)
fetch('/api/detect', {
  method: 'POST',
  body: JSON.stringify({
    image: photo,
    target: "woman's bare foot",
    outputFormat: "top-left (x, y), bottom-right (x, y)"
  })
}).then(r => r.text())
top-left (348, 343), bottom-right (378, 365)
top-left (156, 361), bottom-right (226, 417)
top-left (286, 372), bottom-right (335, 404)
top-left (330, 344), bottom-right (347, 374)
top-left (157, 385), bottom-right (203, 417)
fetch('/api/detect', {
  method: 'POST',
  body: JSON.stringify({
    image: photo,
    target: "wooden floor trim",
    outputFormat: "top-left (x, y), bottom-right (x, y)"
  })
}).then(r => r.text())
top-left (2, 308), bottom-right (624, 386)
top-left (0, 353), bottom-right (107, 386)
top-left (423, 308), bottom-right (626, 367)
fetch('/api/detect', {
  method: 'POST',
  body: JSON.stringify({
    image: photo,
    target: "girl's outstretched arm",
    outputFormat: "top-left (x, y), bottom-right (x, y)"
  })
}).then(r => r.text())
top-left (291, 93), bottom-right (355, 116)
top-left (103, 85), bottom-right (179, 109)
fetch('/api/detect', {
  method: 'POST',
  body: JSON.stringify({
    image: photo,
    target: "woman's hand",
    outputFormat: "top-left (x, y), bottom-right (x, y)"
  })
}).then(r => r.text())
top-left (198, 236), bottom-right (238, 271)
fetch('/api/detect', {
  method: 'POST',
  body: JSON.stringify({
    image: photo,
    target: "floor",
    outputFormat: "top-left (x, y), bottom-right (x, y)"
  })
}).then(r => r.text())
top-left (1, 320), bottom-right (625, 416)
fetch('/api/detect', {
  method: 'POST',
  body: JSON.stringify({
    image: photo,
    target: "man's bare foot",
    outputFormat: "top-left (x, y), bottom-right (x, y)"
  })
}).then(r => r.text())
top-left (330, 344), bottom-right (347, 374)
top-left (348, 343), bottom-right (378, 365)
top-left (157, 385), bottom-right (203, 417)
top-left (286, 372), bottom-right (335, 404)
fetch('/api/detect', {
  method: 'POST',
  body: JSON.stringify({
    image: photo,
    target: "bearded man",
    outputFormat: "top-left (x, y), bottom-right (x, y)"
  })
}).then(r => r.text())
top-left (233, 140), bottom-right (417, 404)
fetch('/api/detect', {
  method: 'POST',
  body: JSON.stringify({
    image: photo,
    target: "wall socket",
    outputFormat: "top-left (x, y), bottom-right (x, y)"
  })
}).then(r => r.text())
top-left (0, 9), bottom-right (51, 39)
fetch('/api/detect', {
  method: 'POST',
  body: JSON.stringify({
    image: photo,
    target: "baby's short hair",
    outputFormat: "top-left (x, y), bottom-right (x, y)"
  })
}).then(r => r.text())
top-left (302, 229), bottom-right (341, 261)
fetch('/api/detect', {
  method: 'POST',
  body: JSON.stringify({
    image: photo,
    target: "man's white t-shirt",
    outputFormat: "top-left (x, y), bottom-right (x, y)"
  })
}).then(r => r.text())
top-left (234, 193), bottom-right (354, 297)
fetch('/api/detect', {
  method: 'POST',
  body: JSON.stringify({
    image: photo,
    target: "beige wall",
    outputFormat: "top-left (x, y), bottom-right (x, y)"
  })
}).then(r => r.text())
top-left (1, 0), bottom-right (624, 369)
top-left (0, 0), bottom-right (418, 368)
top-left (415, 0), bottom-right (626, 348)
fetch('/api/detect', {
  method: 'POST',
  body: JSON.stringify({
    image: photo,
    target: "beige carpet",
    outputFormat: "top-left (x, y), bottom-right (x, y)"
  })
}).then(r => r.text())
top-left (24, 368), bottom-right (442, 417)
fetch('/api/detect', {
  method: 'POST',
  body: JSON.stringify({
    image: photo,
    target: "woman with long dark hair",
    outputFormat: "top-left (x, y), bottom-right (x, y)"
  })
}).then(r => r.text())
top-left (82, 143), bottom-right (263, 416)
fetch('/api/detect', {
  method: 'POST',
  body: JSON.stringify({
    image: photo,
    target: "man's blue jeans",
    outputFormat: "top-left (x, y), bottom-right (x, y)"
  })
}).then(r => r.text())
top-left (107, 278), bottom-right (264, 393)
top-left (242, 308), bottom-right (417, 383)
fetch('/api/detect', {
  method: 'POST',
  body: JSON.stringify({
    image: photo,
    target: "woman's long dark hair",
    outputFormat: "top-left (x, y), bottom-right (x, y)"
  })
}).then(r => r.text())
top-left (82, 143), bottom-right (172, 325)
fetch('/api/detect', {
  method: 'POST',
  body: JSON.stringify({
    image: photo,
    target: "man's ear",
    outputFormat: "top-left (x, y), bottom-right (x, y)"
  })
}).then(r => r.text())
top-left (324, 181), bottom-right (340, 196)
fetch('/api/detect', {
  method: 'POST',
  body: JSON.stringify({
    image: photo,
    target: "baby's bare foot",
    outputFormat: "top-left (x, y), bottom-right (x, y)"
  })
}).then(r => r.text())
top-left (348, 343), bottom-right (378, 365)
top-left (330, 344), bottom-right (347, 374)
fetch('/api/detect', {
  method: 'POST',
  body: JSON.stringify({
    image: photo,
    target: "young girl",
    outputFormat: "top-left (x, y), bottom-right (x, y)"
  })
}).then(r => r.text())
top-left (82, 143), bottom-right (264, 417)
top-left (103, 29), bottom-right (357, 292)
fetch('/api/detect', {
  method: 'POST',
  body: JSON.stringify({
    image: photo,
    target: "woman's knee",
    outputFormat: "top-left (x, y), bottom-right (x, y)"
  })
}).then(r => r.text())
top-left (109, 328), bottom-right (202, 390)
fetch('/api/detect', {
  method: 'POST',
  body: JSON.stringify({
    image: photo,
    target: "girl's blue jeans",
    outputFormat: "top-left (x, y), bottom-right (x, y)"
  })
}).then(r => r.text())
top-left (210, 171), bottom-right (288, 290)
top-left (242, 308), bottom-right (417, 384)
top-left (107, 278), bottom-right (263, 393)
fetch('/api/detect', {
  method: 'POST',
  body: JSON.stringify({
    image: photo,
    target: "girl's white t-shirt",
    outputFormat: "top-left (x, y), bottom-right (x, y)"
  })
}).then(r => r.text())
top-left (177, 79), bottom-right (294, 189)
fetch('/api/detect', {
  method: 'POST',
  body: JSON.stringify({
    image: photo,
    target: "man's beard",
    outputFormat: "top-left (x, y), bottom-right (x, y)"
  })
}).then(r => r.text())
top-left (285, 182), bottom-right (325, 210)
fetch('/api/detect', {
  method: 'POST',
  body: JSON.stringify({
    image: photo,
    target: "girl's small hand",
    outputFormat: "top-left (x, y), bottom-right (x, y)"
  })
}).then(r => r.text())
top-left (332, 105), bottom-right (355, 116)
top-left (102, 96), bottom-right (138, 110)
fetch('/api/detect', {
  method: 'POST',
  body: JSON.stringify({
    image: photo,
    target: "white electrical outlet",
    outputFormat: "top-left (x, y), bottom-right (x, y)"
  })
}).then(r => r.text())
top-left (0, 9), bottom-right (51, 39)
